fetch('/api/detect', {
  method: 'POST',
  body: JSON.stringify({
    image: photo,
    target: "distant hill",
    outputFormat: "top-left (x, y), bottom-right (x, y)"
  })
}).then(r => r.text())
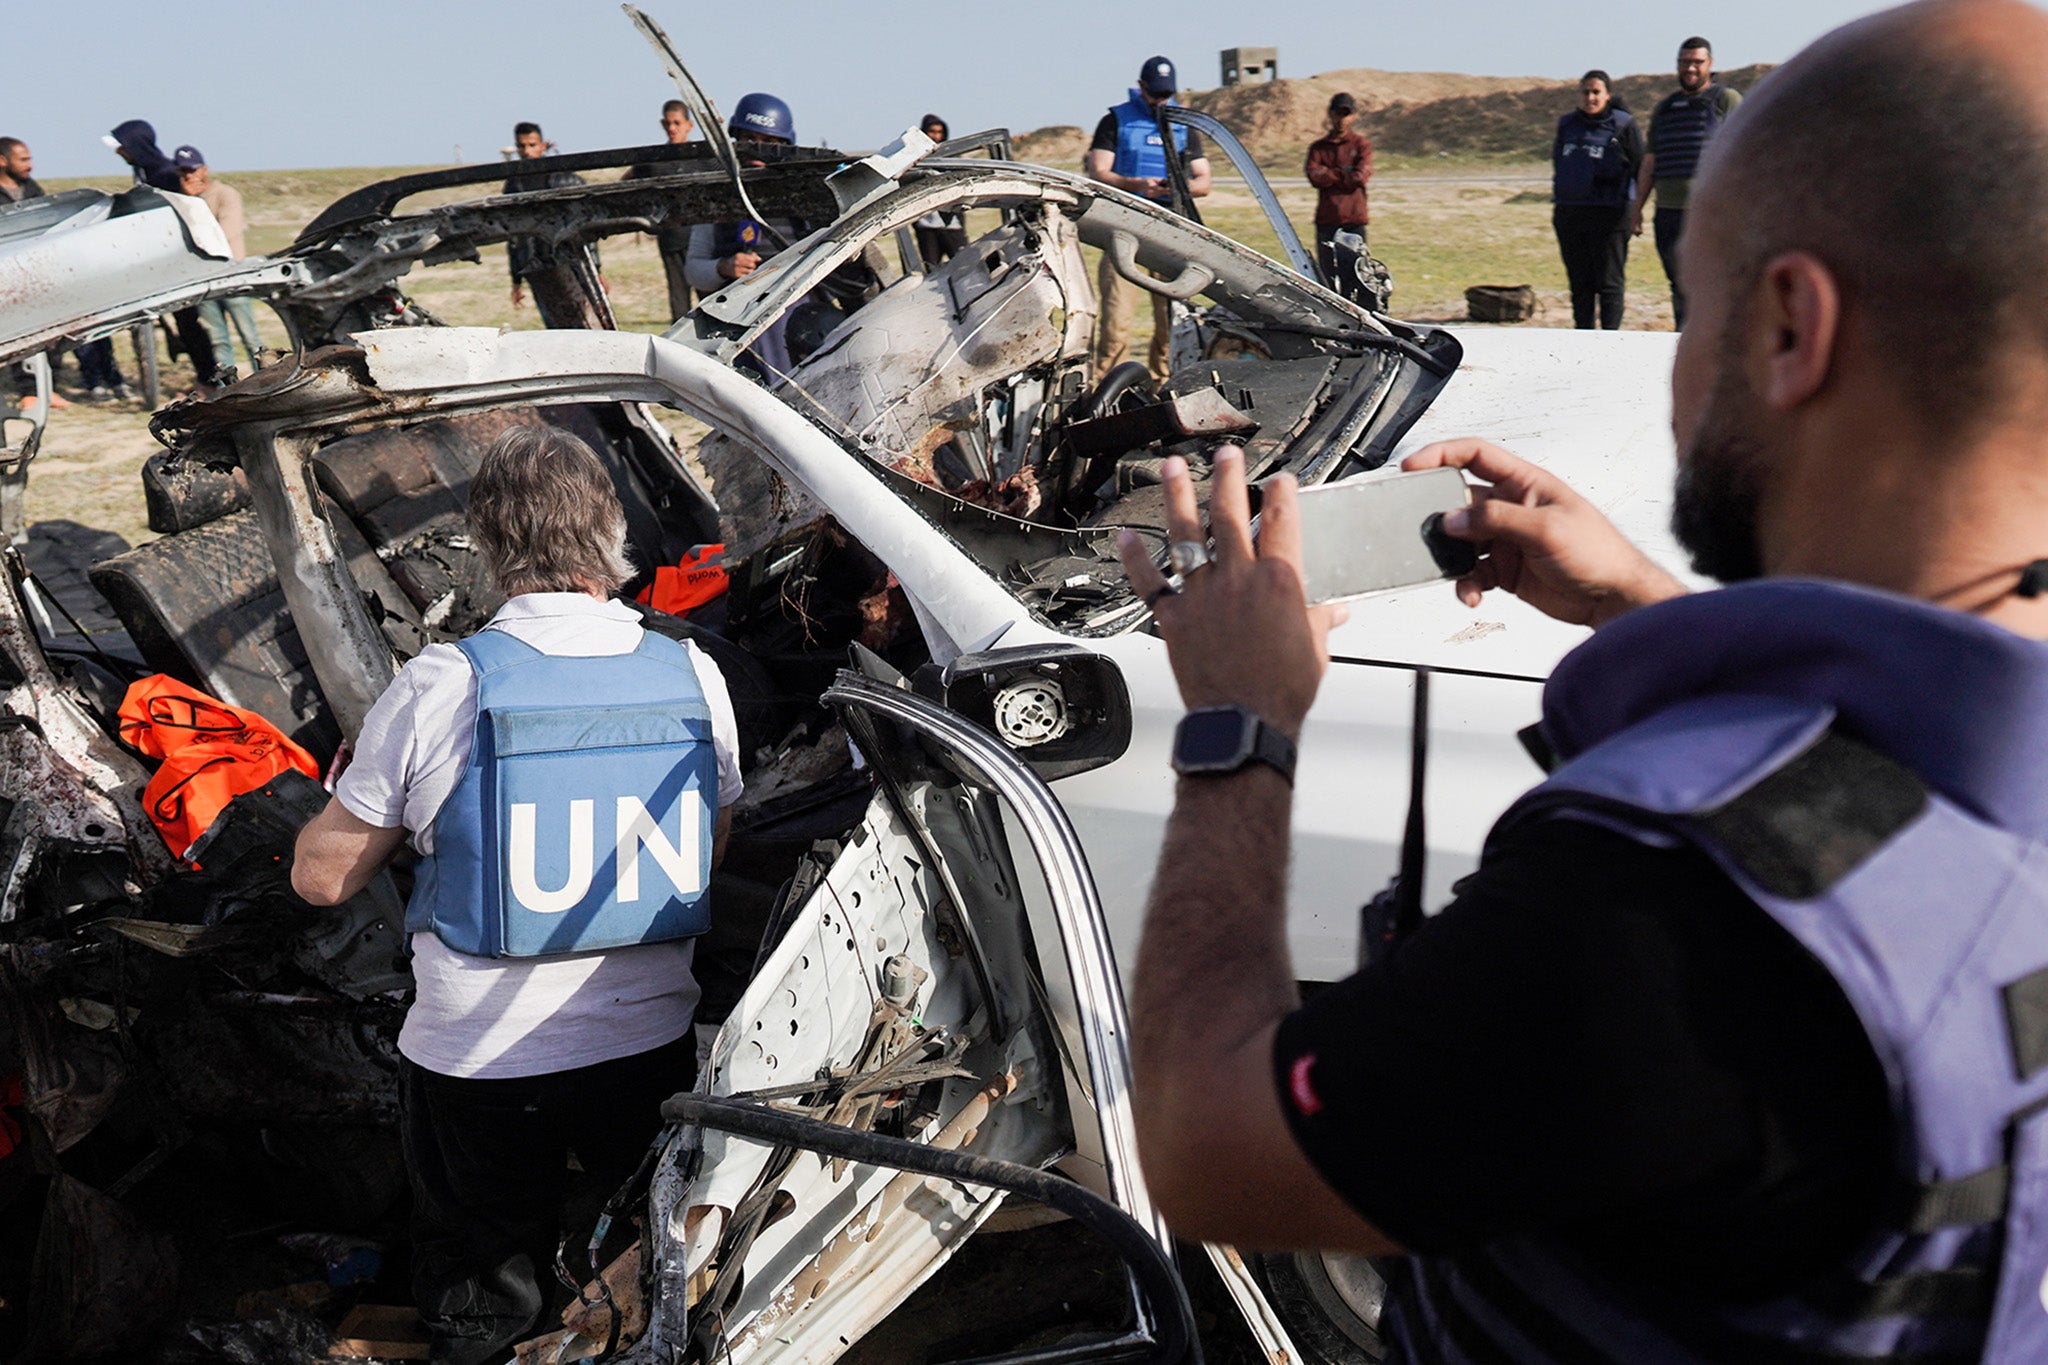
top-left (1368, 64), bottom-right (1773, 160)
top-left (1187, 68), bottom-right (1552, 157)
top-left (1012, 63), bottom-right (1773, 170)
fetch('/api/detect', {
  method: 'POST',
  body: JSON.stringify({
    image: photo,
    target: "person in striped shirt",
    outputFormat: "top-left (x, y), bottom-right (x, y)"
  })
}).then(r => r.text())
top-left (1630, 37), bottom-right (1743, 328)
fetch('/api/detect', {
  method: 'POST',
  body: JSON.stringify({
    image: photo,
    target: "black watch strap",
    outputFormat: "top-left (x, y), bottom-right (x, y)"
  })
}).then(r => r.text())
top-left (1172, 705), bottom-right (1298, 785)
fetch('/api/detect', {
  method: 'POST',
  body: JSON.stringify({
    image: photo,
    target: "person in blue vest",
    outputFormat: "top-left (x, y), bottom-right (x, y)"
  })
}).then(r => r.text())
top-left (684, 93), bottom-right (800, 297)
top-left (1631, 37), bottom-right (1743, 328)
top-left (293, 423), bottom-right (743, 1364)
top-left (1085, 56), bottom-right (1211, 382)
top-left (1551, 71), bottom-right (1644, 330)
top-left (684, 93), bottom-right (816, 381)
top-left (1114, 1), bottom-right (2048, 1360)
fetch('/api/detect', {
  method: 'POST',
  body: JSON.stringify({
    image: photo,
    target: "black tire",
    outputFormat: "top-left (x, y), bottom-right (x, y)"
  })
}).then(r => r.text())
top-left (1252, 1250), bottom-right (1390, 1363)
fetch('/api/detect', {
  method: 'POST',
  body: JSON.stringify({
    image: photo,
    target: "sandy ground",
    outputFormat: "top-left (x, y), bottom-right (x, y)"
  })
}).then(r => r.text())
top-left (17, 158), bottom-right (1666, 557)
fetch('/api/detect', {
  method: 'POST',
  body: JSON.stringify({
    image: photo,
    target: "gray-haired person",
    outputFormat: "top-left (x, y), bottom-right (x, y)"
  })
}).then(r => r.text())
top-left (293, 422), bottom-right (743, 1363)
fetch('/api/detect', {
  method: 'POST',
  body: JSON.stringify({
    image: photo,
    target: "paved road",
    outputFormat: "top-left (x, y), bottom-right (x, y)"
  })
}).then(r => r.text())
top-left (1238, 172), bottom-right (1548, 189)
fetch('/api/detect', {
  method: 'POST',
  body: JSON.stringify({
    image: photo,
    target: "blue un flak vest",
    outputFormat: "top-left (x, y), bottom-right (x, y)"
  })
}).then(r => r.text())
top-left (404, 628), bottom-right (717, 959)
top-left (1380, 580), bottom-right (2048, 1364)
top-left (1553, 109), bottom-right (1636, 208)
top-left (1110, 89), bottom-right (1189, 183)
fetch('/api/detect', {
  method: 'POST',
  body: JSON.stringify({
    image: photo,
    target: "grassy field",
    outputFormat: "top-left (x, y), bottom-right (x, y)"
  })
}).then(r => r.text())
top-left (20, 158), bottom-right (1670, 552)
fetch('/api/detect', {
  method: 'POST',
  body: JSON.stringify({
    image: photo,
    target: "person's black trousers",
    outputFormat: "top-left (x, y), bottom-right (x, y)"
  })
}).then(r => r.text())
top-left (75, 338), bottom-right (123, 392)
top-left (1653, 206), bottom-right (1689, 329)
top-left (915, 224), bottom-right (968, 271)
top-left (1553, 204), bottom-right (1631, 330)
top-left (399, 1035), bottom-right (698, 1365)
top-left (1315, 222), bottom-right (1370, 301)
top-left (658, 247), bottom-right (695, 323)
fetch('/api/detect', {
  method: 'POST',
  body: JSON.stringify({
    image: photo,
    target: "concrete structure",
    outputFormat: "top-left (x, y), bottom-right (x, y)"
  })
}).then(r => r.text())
top-left (1220, 47), bottom-right (1278, 86)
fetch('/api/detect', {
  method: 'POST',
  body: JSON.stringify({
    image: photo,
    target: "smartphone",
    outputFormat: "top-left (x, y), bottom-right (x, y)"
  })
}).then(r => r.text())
top-left (1283, 467), bottom-right (1477, 605)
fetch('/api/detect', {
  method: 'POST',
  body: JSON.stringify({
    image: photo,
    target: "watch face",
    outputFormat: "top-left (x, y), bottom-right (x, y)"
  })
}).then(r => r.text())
top-left (1177, 708), bottom-right (1249, 767)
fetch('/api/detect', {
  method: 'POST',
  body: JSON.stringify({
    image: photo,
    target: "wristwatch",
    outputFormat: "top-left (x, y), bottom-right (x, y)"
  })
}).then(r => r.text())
top-left (1171, 706), bottom-right (1298, 784)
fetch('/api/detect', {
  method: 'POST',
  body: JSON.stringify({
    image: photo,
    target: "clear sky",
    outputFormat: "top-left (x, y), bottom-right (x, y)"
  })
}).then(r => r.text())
top-left (9, 0), bottom-right (1901, 180)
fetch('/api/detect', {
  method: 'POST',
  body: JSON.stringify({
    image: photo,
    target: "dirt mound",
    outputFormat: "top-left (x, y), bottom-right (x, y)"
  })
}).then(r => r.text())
top-left (1369, 63), bottom-right (1772, 160)
top-left (1185, 69), bottom-right (1550, 161)
top-left (1012, 124), bottom-right (1089, 170)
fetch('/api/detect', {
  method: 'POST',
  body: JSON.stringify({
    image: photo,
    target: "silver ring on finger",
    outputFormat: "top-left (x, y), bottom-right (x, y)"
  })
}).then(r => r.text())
top-left (1168, 540), bottom-right (1212, 578)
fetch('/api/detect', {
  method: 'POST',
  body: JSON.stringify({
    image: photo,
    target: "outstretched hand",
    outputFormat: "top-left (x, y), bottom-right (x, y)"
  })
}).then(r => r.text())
top-left (1402, 439), bottom-right (1687, 627)
top-left (1115, 447), bottom-right (1347, 739)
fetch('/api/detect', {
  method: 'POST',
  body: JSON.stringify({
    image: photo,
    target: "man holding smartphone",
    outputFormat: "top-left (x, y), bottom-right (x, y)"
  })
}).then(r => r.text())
top-left (1116, 2), bottom-right (2048, 1360)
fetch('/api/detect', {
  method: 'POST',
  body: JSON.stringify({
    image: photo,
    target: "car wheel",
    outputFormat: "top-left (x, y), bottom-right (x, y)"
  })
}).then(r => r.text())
top-left (1252, 1250), bottom-right (1389, 1363)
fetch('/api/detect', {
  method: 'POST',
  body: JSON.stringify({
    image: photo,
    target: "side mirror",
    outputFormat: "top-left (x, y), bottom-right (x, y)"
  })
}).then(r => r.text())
top-left (938, 644), bottom-right (1132, 780)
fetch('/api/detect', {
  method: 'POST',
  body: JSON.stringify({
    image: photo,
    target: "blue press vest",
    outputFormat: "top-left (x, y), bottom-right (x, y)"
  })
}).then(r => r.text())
top-left (1380, 582), bottom-right (2048, 1364)
top-left (403, 628), bottom-right (717, 959)
top-left (1110, 89), bottom-right (1189, 183)
top-left (1552, 109), bottom-right (1636, 208)
top-left (711, 215), bottom-right (807, 261)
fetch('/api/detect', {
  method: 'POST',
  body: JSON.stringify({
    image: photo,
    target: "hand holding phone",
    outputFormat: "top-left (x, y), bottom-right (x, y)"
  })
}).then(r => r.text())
top-left (1280, 468), bottom-right (1478, 606)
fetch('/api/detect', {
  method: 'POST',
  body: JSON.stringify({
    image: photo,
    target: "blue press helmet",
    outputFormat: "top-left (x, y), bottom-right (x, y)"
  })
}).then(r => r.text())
top-left (728, 93), bottom-right (795, 144)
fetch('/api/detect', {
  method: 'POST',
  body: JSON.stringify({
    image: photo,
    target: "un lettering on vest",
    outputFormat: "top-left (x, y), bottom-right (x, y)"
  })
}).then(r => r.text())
top-left (507, 793), bottom-right (705, 914)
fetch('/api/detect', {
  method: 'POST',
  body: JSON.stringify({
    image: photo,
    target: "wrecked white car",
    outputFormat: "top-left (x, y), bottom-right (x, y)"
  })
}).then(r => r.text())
top-left (0, 39), bottom-right (1686, 1363)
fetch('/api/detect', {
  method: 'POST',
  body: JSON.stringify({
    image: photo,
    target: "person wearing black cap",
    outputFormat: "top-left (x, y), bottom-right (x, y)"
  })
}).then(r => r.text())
top-left (175, 146), bottom-right (265, 374)
top-left (1086, 55), bottom-right (1211, 381)
top-left (1304, 93), bottom-right (1373, 302)
top-left (912, 115), bottom-right (969, 270)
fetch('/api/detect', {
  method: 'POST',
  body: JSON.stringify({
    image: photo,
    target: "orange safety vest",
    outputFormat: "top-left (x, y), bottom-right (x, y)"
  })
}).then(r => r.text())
top-left (117, 675), bottom-right (320, 860)
top-left (635, 543), bottom-right (729, 617)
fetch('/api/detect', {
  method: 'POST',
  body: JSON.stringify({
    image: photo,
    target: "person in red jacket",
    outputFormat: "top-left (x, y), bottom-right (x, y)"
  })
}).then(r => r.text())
top-left (1304, 93), bottom-right (1373, 301)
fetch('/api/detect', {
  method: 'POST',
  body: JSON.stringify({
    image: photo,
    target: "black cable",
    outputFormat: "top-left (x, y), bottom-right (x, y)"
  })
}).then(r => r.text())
top-left (555, 1128), bottom-right (670, 1360)
top-left (1393, 668), bottom-right (1431, 942)
top-left (1154, 106), bottom-right (1203, 227)
top-left (660, 1091), bottom-right (1203, 1363)
top-left (1241, 320), bottom-right (1457, 377)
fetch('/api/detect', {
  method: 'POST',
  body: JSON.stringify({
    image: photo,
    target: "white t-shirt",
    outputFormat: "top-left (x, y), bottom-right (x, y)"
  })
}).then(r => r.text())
top-left (336, 593), bottom-right (745, 1079)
